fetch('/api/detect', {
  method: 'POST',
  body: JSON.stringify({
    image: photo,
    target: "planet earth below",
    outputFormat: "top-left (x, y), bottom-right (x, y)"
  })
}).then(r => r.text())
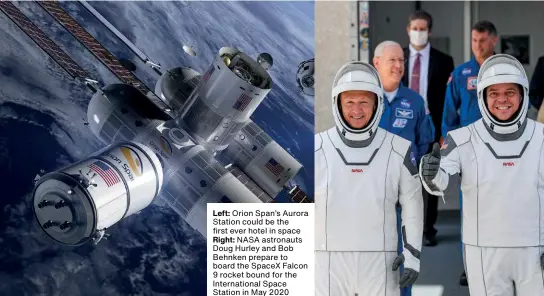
top-left (0, 1), bottom-right (314, 295)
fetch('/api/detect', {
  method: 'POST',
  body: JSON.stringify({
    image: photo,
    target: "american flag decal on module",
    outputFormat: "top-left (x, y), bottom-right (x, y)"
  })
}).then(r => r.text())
top-left (232, 93), bottom-right (252, 111)
top-left (202, 65), bottom-right (215, 82)
top-left (88, 160), bottom-right (120, 187)
top-left (265, 158), bottom-right (284, 176)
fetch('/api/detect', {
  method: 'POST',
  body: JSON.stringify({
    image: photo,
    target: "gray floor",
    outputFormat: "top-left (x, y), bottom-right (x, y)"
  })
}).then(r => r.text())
top-left (412, 210), bottom-right (470, 296)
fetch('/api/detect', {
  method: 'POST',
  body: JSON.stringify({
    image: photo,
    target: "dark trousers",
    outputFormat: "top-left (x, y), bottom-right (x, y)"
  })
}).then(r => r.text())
top-left (423, 188), bottom-right (439, 238)
top-left (396, 204), bottom-right (412, 296)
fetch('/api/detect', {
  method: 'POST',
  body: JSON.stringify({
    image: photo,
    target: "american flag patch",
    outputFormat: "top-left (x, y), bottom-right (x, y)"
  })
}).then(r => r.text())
top-left (232, 93), bottom-right (252, 111)
top-left (202, 65), bottom-right (215, 82)
top-left (265, 158), bottom-right (284, 176)
top-left (88, 160), bottom-right (120, 187)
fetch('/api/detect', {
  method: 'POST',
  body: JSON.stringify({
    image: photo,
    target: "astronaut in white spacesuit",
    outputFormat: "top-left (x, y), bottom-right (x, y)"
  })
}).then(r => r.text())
top-left (420, 53), bottom-right (544, 296)
top-left (314, 61), bottom-right (424, 296)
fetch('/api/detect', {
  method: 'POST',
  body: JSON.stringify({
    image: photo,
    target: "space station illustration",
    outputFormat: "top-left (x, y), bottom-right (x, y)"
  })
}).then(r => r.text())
top-left (0, 1), bottom-right (313, 247)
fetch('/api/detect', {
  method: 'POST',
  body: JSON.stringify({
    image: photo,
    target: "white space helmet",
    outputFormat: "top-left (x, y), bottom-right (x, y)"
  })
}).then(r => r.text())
top-left (477, 54), bottom-right (529, 134)
top-left (332, 61), bottom-right (384, 142)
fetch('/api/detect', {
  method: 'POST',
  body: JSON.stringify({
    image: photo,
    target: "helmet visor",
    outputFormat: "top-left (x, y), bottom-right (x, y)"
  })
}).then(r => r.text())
top-left (332, 62), bottom-right (384, 133)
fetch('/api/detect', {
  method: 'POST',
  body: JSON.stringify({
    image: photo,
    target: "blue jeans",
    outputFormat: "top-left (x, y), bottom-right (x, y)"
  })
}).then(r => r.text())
top-left (397, 205), bottom-right (412, 296)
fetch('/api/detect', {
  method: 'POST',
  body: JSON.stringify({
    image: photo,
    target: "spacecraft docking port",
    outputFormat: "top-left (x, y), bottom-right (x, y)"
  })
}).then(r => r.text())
top-left (176, 47), bottom-right (273, 153)
top-left (154, 67), bottom-right (201, 115)
top-left (33, 141), bottom-right (163, 246)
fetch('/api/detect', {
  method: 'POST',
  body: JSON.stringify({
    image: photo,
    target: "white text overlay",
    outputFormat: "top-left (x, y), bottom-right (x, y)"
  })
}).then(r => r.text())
top-left (207, 203), bottom-right (314, 296)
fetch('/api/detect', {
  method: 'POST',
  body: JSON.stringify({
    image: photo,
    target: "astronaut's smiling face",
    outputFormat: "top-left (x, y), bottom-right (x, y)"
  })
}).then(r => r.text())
top-left (340, 90), bottom-right (376, 129)
top-left (486, 83), bottom-right (521, 121)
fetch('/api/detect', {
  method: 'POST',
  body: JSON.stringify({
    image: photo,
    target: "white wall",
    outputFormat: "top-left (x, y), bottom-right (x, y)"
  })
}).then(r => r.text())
top-left (315, 2), bottom-right (352, 133)
top-left (477, 1), bottom-right (544, 78)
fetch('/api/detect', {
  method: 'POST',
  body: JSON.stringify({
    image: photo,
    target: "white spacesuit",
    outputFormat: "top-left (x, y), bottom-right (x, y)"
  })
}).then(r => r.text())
top-left (314, 61), bottom-right (424, 296)
top-left (420, 54), bottom-right (544, 295)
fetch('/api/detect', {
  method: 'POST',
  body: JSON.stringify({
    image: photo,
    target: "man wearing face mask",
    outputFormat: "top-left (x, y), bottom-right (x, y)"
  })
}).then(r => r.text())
top-left (373, 40), bottom-right (434, 296)
top-left (441, 20), bottom-right (498, 286)
top-left (402, 10), bottom-right (454, 248)
top-left (315, 61), bottom-right (423, 296)
top-left (420, 54), bottom-right (544, 296)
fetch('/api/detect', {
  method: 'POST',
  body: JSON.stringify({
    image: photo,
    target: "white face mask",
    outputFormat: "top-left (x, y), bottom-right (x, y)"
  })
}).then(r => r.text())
top-left (410, 30), bottom-right (428, 46)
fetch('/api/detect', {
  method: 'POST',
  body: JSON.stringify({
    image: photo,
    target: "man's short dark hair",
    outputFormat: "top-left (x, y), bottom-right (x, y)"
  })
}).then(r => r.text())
top-left (472, 20), bottom-right (497, 36)
top-left (407, 10), bottom-right (433, 32)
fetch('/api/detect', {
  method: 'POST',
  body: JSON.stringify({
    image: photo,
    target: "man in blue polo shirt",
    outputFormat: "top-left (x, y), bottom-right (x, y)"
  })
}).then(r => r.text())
top-left (440, 20), bottom-right (498, 286)
top-left (373, 40), bottom-right (434, 296)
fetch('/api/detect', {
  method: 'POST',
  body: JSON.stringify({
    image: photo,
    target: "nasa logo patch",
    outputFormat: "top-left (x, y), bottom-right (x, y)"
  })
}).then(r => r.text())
top-left (401, 100), bottom-right (411, 108)
top-left (467, 76), bottom-right (478, 90)
top-left (462, 68), bottom-right (472, 75)
top-left (410, 151), bottom-right (416, 167)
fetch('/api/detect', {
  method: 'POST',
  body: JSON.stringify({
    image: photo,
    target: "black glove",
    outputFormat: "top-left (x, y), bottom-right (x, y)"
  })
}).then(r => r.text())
top-left (420, 142), bottom-right (441, 183)
top-left (392, 253), bottom-right (419, 288)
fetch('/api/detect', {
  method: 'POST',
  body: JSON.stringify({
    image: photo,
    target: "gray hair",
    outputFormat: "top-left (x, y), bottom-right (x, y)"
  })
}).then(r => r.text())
top-left (374, 41), bottom-right (401, 57)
